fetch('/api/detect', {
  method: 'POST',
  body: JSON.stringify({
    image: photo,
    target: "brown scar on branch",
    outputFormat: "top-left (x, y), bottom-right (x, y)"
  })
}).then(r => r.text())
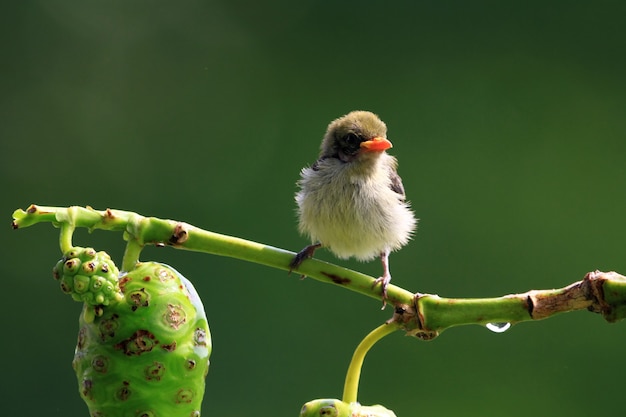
top-left (526, 270), bottom-right (620, 320)
top-left (169, 222), bottom-right (189, 245)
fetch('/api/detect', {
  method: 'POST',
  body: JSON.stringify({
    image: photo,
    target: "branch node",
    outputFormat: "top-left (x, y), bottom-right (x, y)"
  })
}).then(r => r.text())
top-left (584, 270), bottom-right (626, 322)
top-left (393, 293), bottom-right (438, 341)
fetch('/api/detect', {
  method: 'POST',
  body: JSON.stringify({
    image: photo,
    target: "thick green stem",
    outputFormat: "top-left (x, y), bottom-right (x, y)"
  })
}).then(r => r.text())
top-left (342, 323), bottom-right (400, 404)
top-left (12, 204), bottom-right (626, 337)
top-left (13, 205), bottom-right (410, 304)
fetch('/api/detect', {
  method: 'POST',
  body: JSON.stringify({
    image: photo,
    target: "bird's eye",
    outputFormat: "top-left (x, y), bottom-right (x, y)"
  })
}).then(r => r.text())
top-left (337, 132), bottom-right (363, 160)
top-left (344, 133), bottom-right (360, 145)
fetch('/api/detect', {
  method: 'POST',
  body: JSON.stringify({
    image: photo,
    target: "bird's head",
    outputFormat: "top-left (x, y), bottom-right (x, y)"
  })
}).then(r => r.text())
top-left (320, 111), bottom-right (392, 163)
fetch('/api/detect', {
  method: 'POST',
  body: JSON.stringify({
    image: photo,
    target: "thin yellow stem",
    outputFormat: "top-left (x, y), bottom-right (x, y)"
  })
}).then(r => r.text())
top-left (342, 322), bottom-right (400, 404)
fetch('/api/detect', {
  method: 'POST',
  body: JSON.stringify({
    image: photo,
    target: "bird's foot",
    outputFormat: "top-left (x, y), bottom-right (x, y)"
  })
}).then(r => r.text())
top-left (372, 274), bottom-right (391, 309)
top-left (289, 243), bottom-right (321, 278)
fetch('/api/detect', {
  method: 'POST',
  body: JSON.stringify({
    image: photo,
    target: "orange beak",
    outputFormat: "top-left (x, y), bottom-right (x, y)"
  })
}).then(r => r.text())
top-left (360, 136), bottom-right (393, 152)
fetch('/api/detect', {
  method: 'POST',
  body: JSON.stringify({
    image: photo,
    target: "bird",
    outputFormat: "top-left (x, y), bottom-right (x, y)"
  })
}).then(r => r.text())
top-left (290, 110), bottom-right (417, 306)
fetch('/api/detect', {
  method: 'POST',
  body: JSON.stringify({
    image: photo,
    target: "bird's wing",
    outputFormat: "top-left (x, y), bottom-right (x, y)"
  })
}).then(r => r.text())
top-left (389, 170), bottom-right (406, 200)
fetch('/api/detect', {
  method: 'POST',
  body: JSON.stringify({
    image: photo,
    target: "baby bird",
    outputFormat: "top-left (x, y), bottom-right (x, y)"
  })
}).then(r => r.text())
top-left (290, 110), bottom-right (416, 305)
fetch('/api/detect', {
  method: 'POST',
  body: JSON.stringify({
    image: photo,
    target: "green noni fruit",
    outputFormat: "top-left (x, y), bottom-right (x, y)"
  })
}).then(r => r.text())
top-left (299, 399), bottom-right (397, 417)
top-left (54, 248), bottom-right (211, 417)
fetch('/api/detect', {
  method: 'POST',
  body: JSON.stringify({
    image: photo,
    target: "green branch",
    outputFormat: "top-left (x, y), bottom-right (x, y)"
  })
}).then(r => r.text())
top-left (12, 204), bottom-right (626, 338)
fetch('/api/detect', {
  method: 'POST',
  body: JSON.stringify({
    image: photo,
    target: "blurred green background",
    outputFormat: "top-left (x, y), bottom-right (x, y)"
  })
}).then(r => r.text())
top-left (2, 1), bottom-right (625, 416)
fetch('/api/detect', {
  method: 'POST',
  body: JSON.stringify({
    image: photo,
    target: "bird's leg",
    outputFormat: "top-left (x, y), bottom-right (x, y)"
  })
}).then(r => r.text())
top-left (372, 250), bottom-right (392, 308)
top-left (289, 242), bottom-right (322, 277)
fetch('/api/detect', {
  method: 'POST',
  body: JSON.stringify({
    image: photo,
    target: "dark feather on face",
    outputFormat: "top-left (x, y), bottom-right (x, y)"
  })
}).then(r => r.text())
top-left (335, 131), bottom-right (367, 162)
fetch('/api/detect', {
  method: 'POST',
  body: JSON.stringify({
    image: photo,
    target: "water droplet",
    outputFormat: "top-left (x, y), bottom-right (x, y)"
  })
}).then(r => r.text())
top-left (486, 322), bottom-right (511, 333)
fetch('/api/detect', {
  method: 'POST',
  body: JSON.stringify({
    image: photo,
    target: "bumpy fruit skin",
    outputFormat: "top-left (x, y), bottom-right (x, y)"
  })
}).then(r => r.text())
top-left (299, 399), bottom-right (397, 417)
top-left (71, 261), bottom-right (211, 417)
top-left (53, 247), bottom-right (123, 322)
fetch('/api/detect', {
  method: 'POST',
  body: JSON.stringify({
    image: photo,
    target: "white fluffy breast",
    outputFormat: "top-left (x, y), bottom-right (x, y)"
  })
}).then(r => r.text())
top-left (295, 154), bottom-right (416, 261)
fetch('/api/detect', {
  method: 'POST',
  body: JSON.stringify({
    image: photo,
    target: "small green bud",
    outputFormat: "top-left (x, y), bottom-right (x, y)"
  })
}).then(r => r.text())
top-left (52, 247), bottom-right (123, 314)
top-left (63, 258), bottom-right (81, 275)
top-left (73, 275), bottom-right (90, 293)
